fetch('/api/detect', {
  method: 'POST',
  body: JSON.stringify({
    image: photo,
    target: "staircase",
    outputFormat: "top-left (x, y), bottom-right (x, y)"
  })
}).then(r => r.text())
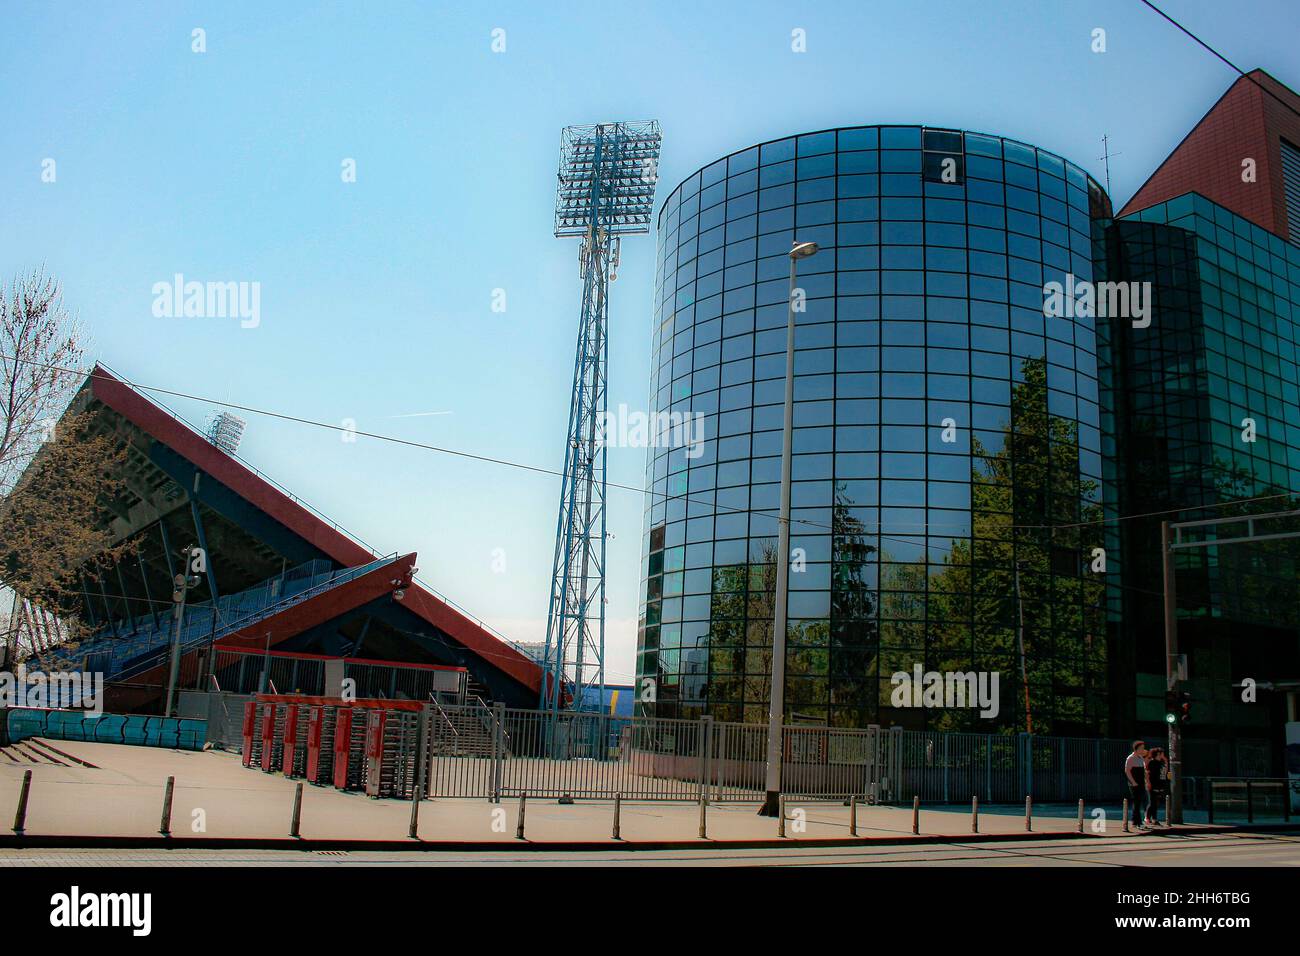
top-left (426, 694), bottom-right (511, 758)
top-left (0, 738), bottom-right (97, 767)
top-left (429, 708), bottom-right (495, 756)
top-left (47, 554), bottom-right (402, 687)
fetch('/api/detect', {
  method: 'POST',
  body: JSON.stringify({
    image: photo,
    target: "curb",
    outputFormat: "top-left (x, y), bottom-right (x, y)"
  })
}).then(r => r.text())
top-left (3, 822), bottom-right (1293, 853)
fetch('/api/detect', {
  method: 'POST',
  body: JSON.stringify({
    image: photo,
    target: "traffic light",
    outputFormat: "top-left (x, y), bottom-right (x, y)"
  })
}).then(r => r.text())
top-left (1165, 689), bottom-right (1192, 725)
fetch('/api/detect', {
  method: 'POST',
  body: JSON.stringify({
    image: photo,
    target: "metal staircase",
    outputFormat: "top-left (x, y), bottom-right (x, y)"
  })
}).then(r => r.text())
top-left (427, 695), bottom-right (508, 758)
top-left (52, 554), bottom-right (403, 686)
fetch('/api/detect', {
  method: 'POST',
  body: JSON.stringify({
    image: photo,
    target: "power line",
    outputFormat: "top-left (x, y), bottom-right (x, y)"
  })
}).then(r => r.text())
top-left (4, 352), bottom-right (1295, 543)
top-left (1138, 0), bottom-right (1300, 124)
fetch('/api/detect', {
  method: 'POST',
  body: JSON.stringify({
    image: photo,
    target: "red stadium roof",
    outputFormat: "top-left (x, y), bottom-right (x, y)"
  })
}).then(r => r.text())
top-left (88, 364), bottom-right (543, 694)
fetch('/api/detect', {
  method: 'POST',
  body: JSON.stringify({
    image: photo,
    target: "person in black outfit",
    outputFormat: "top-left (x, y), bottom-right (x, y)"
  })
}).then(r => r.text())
top-left (1124, 740), bottom-right (1148, 829)
top-left (1146, 747), bottom-right (1169, 826)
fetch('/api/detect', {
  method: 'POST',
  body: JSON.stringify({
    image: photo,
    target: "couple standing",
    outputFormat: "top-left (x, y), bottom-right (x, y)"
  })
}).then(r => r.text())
top-left (1124, 740), bottom-right (1170, 829)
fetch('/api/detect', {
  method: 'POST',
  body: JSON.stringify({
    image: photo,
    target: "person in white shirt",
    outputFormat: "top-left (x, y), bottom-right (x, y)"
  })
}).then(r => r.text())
top-left (1124, 741), bottom-right (1149, 830)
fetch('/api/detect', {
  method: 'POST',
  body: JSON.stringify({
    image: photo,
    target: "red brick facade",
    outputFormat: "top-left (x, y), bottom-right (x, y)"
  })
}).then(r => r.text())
top-left (1118, 69), bottom-right (1300, 242)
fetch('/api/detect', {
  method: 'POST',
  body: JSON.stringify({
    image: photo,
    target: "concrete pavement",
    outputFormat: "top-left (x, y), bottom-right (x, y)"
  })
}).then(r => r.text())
top-left (0, 738), bottom-right (1273, 849)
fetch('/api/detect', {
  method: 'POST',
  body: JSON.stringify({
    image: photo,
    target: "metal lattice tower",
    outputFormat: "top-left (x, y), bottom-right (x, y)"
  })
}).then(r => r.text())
top-left (542, 121), bottom-right (661, 716)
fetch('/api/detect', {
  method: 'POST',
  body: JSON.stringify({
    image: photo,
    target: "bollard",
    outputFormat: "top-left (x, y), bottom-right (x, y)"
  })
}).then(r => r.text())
top-left (1165, 793), bottom-right (1171, 827)
top-left (516, 792), bottom-right (527, 840)
top-left (159, 776), bottom-right (175, 837)
top-left (408, 707), bottom-right (429, 839)
top-left (1025, 795), bottom-right (1033, 831)
top-left (290, 783), bottom-right (304, 838)
top-left (612, 792), bottom-right (622, 840)
top-left (698, 794), bottom-right (707, 840)
top-left (12, 770), bottom-right (32, 835)
top-left (911, 795), bottom-right (920, 835)
top-left (1077, 798), bottom-right (1085, 834)
top-left (1123, 798), bottom-right (1130, 832)
top-left (971, 795), bottom-right (979, 834)
top-left (778, 795), bottom-right (786, 838)
top-left (849, 795), bottom-right (858, 837)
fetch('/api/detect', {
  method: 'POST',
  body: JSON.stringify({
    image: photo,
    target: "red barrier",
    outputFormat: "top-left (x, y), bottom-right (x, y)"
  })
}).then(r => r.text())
top-left (306, 706), bottom-right (323, 782)
top-left (238, 694), bottom-right (424, 796)
top-left (333, 707), bottom-right (354, 789)
top-left (364, 709), bottom-right (387, 798)
top-left (281, 704), bottom-right (300, 776)
top-left (260, 703), bottom-right (276, 772)
top-left (241, 701), bottom-right (257, 767)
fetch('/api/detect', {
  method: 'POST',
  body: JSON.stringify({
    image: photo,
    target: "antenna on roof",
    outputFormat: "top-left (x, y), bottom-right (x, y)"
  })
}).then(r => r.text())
top-left (1100, 134), bottom-right (1122, 199)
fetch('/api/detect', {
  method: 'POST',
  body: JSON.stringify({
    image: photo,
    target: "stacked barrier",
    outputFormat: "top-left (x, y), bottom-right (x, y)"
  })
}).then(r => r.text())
top-left (333, 706), bottom-right (367, 791)
top-left (259, 702), bottom-right (279, 772)
top-left (239, 694), bottom-right (427, 799)
top-left (364, 707), bottom-right (422, 798)
top-left (241, 701), bottom-right (260, 768)
top-left (305, 705), bottom-right (336, 785)
top-left (281, 701), bottom-right (309, 778)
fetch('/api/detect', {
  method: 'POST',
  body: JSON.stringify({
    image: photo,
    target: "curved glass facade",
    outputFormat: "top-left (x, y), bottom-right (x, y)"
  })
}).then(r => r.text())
top-left (637, 125), bottom-right (1113, 734)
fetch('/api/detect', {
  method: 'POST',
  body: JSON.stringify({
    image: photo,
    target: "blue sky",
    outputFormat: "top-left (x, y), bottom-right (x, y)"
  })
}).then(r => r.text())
top-left (1, 0), bottom-right (1295, 682)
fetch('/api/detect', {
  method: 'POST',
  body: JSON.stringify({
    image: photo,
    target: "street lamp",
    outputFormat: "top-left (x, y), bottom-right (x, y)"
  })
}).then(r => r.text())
top-left (165, 545), bottom-right (202, 718)
top-left (758, 239), bottom-right (819, 817)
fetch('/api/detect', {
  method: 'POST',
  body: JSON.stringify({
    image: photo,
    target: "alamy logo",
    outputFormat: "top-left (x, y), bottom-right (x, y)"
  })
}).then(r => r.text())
top-left (152, 273), bottom-right (261, 328)
top-left (890, 664), bottom-right (1001, 718)
top-left (1043, 274), bottom-right (1151, 328)
top-left (595, 403), bottom-right (704, 458)
top-left (49, 886), bottom-right (151, 936)
top-left (0, 666), bottom-right (103, 715)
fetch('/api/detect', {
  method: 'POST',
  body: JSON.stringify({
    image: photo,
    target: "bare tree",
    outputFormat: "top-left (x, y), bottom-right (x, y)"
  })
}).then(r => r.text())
top-left (0, 270), bottom-right (85, 491)
top-left (0, 270), bottom-right (128, 667)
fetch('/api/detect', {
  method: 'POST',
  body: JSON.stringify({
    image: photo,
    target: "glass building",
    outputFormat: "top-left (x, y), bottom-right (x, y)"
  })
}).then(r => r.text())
top-left (637, 125), bottom-right (1114, 735)
top-left (1100, 68), bottom-right (1300, 777)
top-left (1100, 195), bottom-right (1300, 774)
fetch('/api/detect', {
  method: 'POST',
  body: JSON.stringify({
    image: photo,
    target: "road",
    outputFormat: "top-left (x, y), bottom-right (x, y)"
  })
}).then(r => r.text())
top-left (1, 831), bottom-right (1296, 866)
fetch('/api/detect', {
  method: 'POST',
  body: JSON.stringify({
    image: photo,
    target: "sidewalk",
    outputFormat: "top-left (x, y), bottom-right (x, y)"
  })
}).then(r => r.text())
top-left (0, 738), bottom-right (1230, 848)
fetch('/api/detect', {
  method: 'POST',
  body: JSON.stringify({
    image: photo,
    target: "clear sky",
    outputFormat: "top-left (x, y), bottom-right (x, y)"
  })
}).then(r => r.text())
top-left (2, 0), bottom-right (1296, 683)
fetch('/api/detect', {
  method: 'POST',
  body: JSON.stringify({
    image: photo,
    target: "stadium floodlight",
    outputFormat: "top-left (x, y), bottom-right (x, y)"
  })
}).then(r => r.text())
top-left (206, 410), bottom-right (246, 455)
top-left (553, 121), bottom-right (662, 238)
top-left (541, 121), bottom-right (662, 724)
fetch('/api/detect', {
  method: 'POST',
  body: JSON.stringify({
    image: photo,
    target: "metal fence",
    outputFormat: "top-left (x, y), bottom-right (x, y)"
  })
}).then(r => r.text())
top-left (893, 730), bottom-right (1133, 804)
top-left (1183, 777), bottom-right (1295, 823)
top-left (411, 704), bottom-right (1138, 805)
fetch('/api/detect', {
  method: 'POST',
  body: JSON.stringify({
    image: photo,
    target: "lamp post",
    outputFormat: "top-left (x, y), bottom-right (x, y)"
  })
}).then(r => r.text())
top-left (758, 239), bottom-right (819, 817)
top-left (165, 545), bottom-right (201, 718)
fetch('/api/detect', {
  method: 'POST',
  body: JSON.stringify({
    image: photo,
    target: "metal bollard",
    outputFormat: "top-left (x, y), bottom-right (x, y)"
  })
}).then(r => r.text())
top-left (1025, 795), bottom-right (1032, 832)
top-left (516, 792), bottom-right (527, 840)
top-left (1165, 793), bottom-right (1171, 827)
top-left (1077, 798), bottom-right (1085, 834)
top-left (409, 708), bottom-right (429, 839)
top-left (849, 795), bottom-right (858, 837)
top-left (778, 795), bottom-right (786, 838)
top-left (911, 795), bottom-right (920, 835)
top-left (12, 770), bottom-right (32, 835)
top-left (612, 792), bottom-right (622, 840)
top-left (1123, 798), bottom-right (1130, 832)
top-left (159, 776), bottom-right (175, 837)
top-left (291, 783), bottom-right (304, 838)
top-left (698, 795), bottom-right (707, 840)
top-left (971, 795), bottom-right (979, 834)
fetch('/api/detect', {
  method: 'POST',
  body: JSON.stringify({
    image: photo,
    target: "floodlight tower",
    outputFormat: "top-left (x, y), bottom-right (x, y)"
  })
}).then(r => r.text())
top-left (542, 121), bottom-right (662, 717)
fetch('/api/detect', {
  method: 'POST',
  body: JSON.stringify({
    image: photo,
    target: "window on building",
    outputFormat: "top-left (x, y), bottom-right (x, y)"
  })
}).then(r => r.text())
top-left (922, 128), bottom-right (965, 185)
